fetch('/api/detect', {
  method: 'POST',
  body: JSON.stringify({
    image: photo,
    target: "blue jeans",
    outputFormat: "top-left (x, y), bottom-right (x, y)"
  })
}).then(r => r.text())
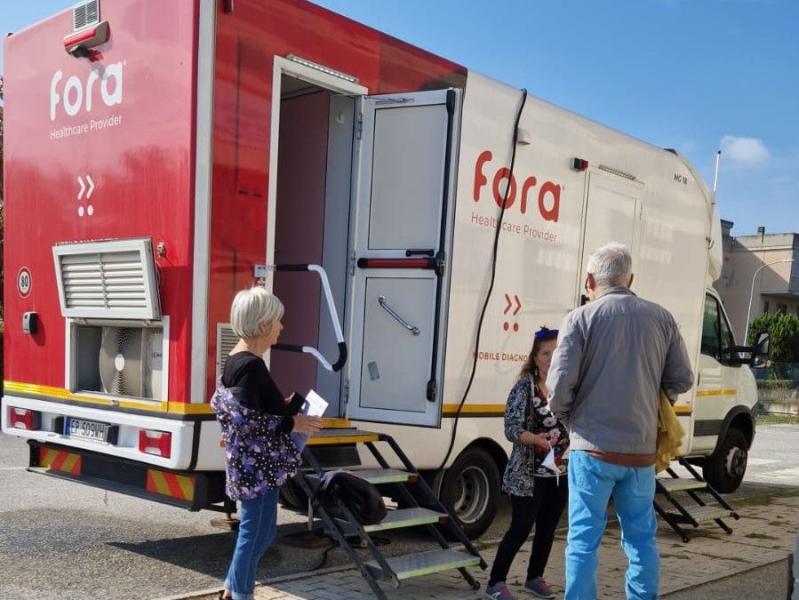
top-left (225, 488), bottom-right (279, 600)
top-left (565, 450), bottom-right (658, 600)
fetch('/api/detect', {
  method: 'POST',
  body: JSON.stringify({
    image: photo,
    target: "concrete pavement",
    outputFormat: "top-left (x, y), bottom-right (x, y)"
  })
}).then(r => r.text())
top-left (173, 489), bottom-right (798, 599)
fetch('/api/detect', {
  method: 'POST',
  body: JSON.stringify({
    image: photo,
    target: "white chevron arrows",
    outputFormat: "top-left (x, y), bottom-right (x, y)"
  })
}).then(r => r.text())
top-left (77, 175), bottom-right (95, 200)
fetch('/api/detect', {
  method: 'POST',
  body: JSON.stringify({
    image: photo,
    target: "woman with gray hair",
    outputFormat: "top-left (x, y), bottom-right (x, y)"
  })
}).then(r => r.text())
top-left (213, 286), bottom-right (322, 600)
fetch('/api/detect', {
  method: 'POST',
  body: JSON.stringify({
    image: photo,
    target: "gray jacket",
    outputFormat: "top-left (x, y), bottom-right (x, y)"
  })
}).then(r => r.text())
top-left (547, 287), bottom-right (694, 455)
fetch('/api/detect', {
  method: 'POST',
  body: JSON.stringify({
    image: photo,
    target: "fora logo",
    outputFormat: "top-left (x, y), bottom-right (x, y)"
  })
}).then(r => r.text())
top-left (49, 62), bottom-right (123, 121)
top-left (473, 150), bottom-right (561, 222)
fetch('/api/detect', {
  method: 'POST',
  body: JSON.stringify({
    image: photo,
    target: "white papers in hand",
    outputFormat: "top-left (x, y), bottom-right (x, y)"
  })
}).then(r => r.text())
top-left (304, 390), bottom-right (329, 417)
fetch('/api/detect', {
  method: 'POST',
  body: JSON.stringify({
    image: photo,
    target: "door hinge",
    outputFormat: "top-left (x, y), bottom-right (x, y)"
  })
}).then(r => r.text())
top-left (434, 250), bottom-right (447, 277)
top-left (349, 250), bottom-right (357, 276)
top-left (355, 112), bottom-right (363, 141)
top-left (342, 378), bottom-right (350, 406)
top-left (426, 379), bottom-right (437, 402)
top-left (254, 264), bottom-right (269, 284)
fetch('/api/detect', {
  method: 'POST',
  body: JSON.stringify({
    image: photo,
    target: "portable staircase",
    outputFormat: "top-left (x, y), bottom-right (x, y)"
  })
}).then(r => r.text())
top-left (292, 425), bottom-right (486, 599)
top-left (654, 457), bottom-right (739, 543)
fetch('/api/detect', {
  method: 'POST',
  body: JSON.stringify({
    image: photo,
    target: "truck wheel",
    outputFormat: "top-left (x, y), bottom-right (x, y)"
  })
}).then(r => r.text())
top-left (279, 478), bottom-right (309, 512)
top-left (440, 447), bottom-right (500, 540)
top-left (702, 428), bottom-right (748, 493)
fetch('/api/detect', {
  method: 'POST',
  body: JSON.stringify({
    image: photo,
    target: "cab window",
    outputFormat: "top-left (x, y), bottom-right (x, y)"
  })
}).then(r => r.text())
top-left (701, 294), bottom-right (736, 363)
top-left (701, 295), bottom-right (721, 358)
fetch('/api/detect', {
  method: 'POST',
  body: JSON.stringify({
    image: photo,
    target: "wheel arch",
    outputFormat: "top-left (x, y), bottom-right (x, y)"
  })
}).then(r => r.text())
top-left (713, 405), bottom-right (755, 455)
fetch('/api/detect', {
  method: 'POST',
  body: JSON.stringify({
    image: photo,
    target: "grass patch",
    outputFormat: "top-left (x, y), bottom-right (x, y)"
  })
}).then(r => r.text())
top-left (756, 414), bottom-right (799, 425)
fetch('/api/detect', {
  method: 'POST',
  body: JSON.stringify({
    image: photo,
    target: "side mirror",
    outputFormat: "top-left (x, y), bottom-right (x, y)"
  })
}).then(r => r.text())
top-left (751, 331), bottom-right (770, 368)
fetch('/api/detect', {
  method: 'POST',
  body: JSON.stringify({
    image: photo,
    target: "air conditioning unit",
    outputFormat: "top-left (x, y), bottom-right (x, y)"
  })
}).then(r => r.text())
top-left (73, 324), bottom-right (165, 401)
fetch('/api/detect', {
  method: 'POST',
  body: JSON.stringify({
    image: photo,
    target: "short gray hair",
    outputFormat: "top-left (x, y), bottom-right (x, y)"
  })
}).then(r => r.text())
top-left (230, 287), bottom-right (285, 339)
top-left (586, 242), bottom-right (633, 288)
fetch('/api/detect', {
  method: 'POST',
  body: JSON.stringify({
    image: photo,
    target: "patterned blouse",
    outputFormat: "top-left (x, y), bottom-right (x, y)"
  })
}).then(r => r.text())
top-left (502, 375), bottom-right (570, 497)
top-left (211, 385), bottom-right (302, 502)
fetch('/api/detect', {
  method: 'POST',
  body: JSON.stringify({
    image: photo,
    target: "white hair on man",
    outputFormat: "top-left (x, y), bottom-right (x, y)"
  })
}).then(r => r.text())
top-left (230, 286), bottom-right (285, 339)
top-left (586, 242), bottom-right (633, 289)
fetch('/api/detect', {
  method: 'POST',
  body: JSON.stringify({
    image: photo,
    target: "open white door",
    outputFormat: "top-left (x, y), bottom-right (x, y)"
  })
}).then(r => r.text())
top-left (577, 171), bottom-right (642, 305)
top-left (346, 89), bottom-right (460, 427)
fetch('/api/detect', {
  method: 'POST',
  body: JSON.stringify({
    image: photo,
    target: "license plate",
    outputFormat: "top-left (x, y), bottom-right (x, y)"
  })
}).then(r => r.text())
top-left (65, 417), bottom-right (113, 443)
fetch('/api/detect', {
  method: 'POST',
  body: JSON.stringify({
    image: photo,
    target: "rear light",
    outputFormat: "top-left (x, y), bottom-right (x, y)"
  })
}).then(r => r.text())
top-left (9, 408), bottom-right (41, 431)
top-left (139, 429), bottom-right (172, 458)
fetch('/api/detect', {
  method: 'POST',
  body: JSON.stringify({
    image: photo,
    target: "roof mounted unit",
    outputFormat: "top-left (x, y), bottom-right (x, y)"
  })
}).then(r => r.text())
top-left (64, 0), bottom-right (109, 57)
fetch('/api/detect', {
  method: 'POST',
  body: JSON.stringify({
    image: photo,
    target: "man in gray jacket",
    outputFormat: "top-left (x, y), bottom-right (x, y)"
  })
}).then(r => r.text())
top-left (547, 242), bottom-right (694, 600)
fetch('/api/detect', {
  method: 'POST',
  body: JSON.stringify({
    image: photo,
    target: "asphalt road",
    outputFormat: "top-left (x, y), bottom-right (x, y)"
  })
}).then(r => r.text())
top-left (0, 425), bottom-right (796, 600)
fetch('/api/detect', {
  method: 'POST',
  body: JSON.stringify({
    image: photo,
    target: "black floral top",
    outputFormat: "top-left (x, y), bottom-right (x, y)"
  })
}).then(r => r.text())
top-left (211, 385), bottom-right (302, 501)
top-left (502, 375), bottom-right (570, 496)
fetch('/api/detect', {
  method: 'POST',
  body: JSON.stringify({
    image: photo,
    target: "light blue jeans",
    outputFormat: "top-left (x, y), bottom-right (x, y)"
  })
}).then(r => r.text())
top-left (225, 488), bottom-right (280, 600)
top-left (565, 450), bottom-right (659, 600)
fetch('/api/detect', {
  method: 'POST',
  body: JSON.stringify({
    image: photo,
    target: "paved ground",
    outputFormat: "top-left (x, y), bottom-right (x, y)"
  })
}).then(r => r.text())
top-left (743, 424), bottom-right (799, 486)
top-left (177, 491), bottom-right (798, 600)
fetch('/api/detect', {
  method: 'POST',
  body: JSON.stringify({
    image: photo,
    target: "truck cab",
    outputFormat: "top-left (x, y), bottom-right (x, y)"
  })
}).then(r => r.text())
top-left (692, 286), bottom-right (760, 492)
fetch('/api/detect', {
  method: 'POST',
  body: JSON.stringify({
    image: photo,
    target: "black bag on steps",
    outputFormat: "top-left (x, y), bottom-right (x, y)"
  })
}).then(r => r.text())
top-left (317, 471), bottom-right (387, 526)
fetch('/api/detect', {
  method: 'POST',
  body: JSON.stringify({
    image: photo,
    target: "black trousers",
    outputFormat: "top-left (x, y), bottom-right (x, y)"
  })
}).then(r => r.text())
top-left (489, 477), bottom-right (569, 586)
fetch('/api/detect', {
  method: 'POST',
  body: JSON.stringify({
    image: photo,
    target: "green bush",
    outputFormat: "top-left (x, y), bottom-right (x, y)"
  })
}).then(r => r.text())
top-left (747, 313), bottom-right (799, 363)
top-left (757, 378), bottom-right (797, 390)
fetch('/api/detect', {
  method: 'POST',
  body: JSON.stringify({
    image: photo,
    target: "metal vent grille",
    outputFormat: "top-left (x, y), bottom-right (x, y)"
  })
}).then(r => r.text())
top-left (53, 239), bottom-right (161, 320)
top-left (73, 0), bottom-right (100, 31)
top-left (216, 324), bottom-right (239, 382)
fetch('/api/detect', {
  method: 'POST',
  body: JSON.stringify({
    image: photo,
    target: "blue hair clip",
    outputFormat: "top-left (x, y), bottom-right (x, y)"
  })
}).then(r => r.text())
top-left (534, 327), bottom-right (558, 340)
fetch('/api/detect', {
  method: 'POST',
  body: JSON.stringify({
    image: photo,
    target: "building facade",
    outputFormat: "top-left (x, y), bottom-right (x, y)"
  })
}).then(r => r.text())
top-left (715, 221), bottom-right (799, 343)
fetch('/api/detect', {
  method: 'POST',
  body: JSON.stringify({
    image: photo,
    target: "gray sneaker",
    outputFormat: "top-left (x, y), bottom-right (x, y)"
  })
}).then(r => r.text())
top-left (524, 577), bottom-right (556, 599)
top-left (485, 581), bottom-right (514, 600)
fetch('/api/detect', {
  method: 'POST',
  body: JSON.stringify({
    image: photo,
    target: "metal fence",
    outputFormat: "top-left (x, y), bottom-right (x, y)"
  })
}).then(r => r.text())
top-left (753, 362), bottom-right (799, 413)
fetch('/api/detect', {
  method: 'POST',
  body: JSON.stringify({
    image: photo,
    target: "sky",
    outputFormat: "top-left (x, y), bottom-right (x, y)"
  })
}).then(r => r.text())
top-left (2, 0), bottom-right (796, 237)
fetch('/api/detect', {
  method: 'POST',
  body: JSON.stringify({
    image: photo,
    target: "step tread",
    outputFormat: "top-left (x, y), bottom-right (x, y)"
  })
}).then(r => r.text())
top-left (365, 548), bottom-right (480, 580)
top-left (668, 505), bottom-right (733, 523)
top-left (657, 477), bottom-right (707, 492)
top-left (363, 507), bottom-right (446, 532)
top-left (349, 468), bottom-right (416, 485)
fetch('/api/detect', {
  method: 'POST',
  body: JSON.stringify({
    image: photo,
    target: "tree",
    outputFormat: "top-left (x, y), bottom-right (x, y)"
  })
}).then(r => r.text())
top-left (748, 312), bottom-right (799, 363)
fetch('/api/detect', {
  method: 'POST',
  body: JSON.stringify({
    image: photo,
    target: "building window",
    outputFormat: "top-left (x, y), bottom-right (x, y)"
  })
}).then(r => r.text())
top-left (763, 301), bottom-right (770, 314)
top-left (777, 303), bottom-right (788, 314)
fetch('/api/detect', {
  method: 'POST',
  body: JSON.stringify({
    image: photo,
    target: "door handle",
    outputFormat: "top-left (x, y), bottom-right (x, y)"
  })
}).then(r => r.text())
top-left (378, 296), bottom-right (420, 336)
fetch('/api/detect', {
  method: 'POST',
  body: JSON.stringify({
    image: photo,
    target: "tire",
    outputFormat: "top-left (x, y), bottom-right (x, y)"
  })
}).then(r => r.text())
top-left (702, 428), bottom-right (748, 493)
top-left (279, 478), bottom-right (309, 512)
top-left (440, 447), bottom-right (501, 540)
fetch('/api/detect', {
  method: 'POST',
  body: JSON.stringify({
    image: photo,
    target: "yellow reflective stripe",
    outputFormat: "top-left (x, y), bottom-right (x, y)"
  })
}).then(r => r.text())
top-left (167, 403), bottom-right (214, 415)
top-left (442, 403), bottom-right (504, 415)
top-left (41, 448), bottom-right (58, 468)
top-left (673, 405), bottom-right (693, 416)
top-left (62, 454), bottom-right (80, 473)
top-left (149, 471), bottom-right (171, 495)
top-left (696, 388), bottom-right (737, 398)
top-left (176, 475), bottom-right (195, 502)
top-left (4, 381), bottom-right (213, 415)
top-left (307, 434), bottom-right (379, 446)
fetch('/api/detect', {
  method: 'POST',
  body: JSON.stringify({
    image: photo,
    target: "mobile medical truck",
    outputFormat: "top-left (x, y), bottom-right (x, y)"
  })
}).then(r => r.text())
top-left (2, 0), bottom-right (766, 540)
